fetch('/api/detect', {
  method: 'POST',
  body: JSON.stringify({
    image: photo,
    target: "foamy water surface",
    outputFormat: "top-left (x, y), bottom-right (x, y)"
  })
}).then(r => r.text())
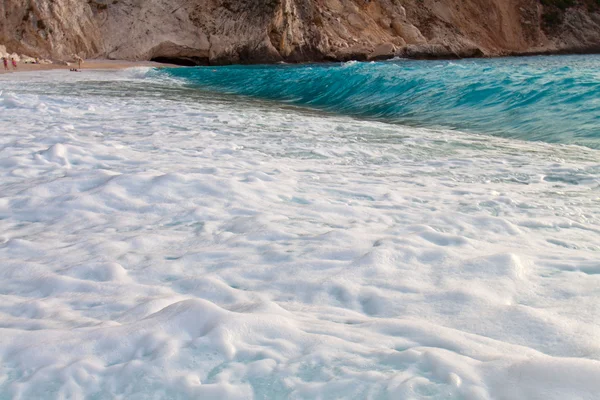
top-left (0, 64), bottom-right (599, 399)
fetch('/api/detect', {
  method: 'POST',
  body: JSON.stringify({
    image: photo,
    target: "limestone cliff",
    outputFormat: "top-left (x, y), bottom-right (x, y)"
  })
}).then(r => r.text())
top-left (1, 0), bottom-right (600, 64)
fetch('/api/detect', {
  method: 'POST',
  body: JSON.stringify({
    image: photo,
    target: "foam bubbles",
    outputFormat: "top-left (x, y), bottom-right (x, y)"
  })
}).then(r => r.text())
top-left (0, 67), bottom-right (599, 398)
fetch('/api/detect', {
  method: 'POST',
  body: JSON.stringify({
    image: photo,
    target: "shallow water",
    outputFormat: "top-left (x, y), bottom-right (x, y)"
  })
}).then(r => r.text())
top-left (0, 59), bottom-right (599, 399)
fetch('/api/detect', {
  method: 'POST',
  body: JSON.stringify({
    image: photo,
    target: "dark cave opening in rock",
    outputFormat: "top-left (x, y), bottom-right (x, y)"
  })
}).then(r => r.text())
top-left (150, 57), bottom-right (207, 66)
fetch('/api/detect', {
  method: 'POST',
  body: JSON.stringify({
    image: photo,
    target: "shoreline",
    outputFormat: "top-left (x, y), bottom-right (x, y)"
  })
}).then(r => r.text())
top-left (2, 47), bottom-right (599, 75)
top-left (0, 59), bottom-right (176, 75)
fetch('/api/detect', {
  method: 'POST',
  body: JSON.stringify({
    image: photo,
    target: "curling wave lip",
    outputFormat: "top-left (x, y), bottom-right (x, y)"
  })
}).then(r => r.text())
top-left (162, 54), bottom-right (600, 148)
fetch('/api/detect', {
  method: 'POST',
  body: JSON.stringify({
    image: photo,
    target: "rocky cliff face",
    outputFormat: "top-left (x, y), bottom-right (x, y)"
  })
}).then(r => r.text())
top-left (1, 0), bottom-right (600, 64)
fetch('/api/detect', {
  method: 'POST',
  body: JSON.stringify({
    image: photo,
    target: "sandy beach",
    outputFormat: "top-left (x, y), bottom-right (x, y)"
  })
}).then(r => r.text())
top-left (0, 59), bottom-right (175, 74)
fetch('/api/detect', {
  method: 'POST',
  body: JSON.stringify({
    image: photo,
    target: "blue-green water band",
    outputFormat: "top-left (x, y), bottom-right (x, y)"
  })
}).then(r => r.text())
top-left (161, 55), bottom-right (600, 149)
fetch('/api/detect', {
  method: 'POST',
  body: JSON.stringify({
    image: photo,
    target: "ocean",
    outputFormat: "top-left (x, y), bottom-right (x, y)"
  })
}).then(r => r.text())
top-left (163, 55), bottom-right (600, 148)
top-left (0, 55), bottom-right (599, 399)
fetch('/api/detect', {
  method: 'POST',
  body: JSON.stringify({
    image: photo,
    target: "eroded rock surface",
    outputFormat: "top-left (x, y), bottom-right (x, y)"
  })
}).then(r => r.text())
top-left (1, 0), bottom-right (599, 64)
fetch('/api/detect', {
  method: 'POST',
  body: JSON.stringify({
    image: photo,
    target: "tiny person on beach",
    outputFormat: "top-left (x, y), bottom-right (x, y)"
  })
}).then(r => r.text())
top-left (74, 55), bottom-right (83, 70)
top-left (2, 57), bottom-right (8, 71)
top-left (11, 58), bottom-right (17, 69)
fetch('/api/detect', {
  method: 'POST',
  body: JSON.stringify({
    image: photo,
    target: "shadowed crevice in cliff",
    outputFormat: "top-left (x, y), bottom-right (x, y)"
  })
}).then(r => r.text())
top-left (147, 41), bottom-right (210, 66)
top-left (150, 56), bottom-right (208, 66)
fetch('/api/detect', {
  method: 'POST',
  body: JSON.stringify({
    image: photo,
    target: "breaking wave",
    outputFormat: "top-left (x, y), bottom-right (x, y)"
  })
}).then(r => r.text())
top-left (161, 55), bottom-right (600, 148)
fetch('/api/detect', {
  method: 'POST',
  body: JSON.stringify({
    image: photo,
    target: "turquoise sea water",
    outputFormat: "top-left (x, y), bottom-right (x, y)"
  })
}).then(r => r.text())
top-left (161, 55), bottom-right (600, 148)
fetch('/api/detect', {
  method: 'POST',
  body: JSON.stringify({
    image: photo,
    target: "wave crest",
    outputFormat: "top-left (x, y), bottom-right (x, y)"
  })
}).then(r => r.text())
top-left (161, 56), bottom-right (600, 148)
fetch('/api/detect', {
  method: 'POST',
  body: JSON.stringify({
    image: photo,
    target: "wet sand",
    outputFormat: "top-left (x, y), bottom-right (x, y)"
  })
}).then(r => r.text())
top-left (0, 59), bottom-right (176, 74)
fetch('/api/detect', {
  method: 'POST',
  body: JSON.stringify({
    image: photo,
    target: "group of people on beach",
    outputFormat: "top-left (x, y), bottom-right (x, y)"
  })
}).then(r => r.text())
top-left (2, 57), bottom-right (17, 71)
top-left (2, 55), bottom-right (83, 72)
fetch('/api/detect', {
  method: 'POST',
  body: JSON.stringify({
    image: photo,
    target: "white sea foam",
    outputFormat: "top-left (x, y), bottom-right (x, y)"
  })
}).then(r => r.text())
top-left (0, 69), bottom-right (599, 399)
